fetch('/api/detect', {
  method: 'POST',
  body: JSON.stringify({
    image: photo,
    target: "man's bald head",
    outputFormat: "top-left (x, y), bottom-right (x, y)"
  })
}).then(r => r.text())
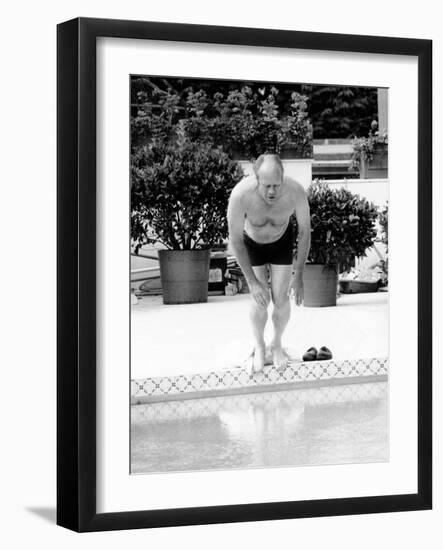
top-left (253, 154), bottom-right (284, 182)
top-left (253, 154), bottom-right (285, 204)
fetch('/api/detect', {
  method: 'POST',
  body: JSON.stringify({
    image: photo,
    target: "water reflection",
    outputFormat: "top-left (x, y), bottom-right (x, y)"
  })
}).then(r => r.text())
top-left (131, 382), bottom-right (388, 474)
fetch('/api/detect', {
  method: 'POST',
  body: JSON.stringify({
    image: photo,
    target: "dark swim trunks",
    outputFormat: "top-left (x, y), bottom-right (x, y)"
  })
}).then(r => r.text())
top-left (243, 222), bottom-right (295, 266)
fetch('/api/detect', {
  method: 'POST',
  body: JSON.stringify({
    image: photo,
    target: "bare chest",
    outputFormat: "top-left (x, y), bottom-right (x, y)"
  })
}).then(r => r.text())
top-left (245, 196), bottom-right (295, 228)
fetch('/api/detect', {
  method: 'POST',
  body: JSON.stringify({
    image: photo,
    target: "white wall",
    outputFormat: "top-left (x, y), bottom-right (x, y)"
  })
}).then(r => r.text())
top-left (327, 178), bottom-right (389, 207)
top-left (241, 160), bottom-right (388, 206)
top-left (1, 1), bottom-right (441, 549)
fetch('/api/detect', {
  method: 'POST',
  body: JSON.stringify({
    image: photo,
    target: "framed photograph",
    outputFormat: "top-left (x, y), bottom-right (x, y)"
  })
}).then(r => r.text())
top-left (57, 17), bottom-right (432, 532)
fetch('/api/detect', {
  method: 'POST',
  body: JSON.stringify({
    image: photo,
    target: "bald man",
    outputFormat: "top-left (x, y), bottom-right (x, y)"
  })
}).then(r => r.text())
top-left (227, 154), bottom-right (311, 373)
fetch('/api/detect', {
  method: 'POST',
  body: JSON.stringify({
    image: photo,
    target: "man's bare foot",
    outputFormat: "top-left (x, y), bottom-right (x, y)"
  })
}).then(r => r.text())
top-left (271, 345), bottom-right (288, 370)
top-left (252, 345), bottom-right (266, 373)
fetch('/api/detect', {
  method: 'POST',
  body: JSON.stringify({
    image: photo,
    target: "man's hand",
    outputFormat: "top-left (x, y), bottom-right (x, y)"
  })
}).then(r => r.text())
top-left (288, 272), bottom-right (304, 306)
top-left (249, 280), bottom-right (269, 309)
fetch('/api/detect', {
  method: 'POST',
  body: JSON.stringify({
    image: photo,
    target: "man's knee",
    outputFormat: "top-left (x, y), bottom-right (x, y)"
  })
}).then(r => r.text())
top-left (271, 292), bottom-right (290, 310)
top-left (250, 294), bottom-right (270, 312)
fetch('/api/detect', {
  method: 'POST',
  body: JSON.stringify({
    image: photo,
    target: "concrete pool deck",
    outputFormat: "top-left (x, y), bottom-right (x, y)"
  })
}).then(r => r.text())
top-left (131, 291), bottom-right (388, 380)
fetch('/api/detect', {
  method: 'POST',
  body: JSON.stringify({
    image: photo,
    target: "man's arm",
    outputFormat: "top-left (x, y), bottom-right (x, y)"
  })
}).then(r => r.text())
top-left (288, 184), bottom-right (311, 305)
top-left (293, 185), bottom-right (311, 275)
top-left (227, 186), bottom-right (269, 308)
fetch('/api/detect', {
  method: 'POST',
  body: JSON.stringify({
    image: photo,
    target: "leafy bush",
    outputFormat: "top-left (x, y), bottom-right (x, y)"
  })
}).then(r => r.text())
top-left (279, 92), bottom-right (313, 157)
top-left (377, 202), bottom-right (389, 285)
top-left (379, 202), bottom-right (388, 251)
top-left (131, 137), bottom-right (244, 251)
top-left (131, 85), bottom-right (313, 159)
top-left (295, 180), bottom-right (379, 269)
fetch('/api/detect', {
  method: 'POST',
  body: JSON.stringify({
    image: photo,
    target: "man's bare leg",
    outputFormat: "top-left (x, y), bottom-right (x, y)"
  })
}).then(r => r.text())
top-left (249, 265), bottom-right (270, 372)
top-left (270, 264), bottom-right (293, 369)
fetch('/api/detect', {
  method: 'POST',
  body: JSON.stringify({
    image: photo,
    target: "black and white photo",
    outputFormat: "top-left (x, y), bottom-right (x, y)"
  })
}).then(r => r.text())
top-left (130, 75), bottom-right (390, 474)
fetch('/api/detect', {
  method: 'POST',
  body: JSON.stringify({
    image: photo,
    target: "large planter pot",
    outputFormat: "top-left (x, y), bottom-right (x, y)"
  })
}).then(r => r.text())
top-left (339, 279), bottom-right (379, 294)
top-left (158, 249), bottom-right (210, 304)
top-left (303, 264), bottom-right (338, 307)
top-left (360, 145), bottom-right (388, 179)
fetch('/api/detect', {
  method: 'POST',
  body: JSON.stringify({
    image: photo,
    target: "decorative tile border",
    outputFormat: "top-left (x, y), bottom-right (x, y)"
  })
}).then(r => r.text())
top-left (131, 357), bottom-right (389, 404)
top-left (132, 381), bottom-right (387, 423)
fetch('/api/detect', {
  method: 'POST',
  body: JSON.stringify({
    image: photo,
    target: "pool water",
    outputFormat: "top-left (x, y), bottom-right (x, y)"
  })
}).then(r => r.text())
top-left (131, 381), bottom-right (388, 474)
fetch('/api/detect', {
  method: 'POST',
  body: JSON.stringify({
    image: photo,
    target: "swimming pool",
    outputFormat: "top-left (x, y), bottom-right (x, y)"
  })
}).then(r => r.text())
top-left (131, 381), bottom-right (388, 474)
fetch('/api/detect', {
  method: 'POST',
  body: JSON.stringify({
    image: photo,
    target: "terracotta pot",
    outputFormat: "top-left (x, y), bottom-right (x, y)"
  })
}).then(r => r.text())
top-left (303, 264), bottom-right (338, 307)
top-left (360, 144), bottom-right (388, 179)
top-left (339, 280), bottom-right (379, 294)
top-left (158, 249), bottom-right (210, 304)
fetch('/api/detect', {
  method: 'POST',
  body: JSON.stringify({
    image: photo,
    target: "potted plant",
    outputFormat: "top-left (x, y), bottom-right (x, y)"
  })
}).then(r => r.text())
top-left (350, 121), bottom-right (388, 179)
top-left (378, 201), bottom-right (389, 287)
top-left (131, 135), bottom-right (243, 304)
top-left (295, 180), bottom-right (379, 306)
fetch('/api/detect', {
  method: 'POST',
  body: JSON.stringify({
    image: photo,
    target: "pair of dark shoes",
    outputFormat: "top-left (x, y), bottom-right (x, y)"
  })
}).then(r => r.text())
top-left (302, 346), bottom-right (333, 361)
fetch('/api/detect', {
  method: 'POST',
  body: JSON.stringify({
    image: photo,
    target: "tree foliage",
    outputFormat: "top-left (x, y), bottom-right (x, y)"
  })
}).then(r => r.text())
top-left (299, 84), bottom-right (378, 139)
top-left (131, 76), bottom-right (378, 140)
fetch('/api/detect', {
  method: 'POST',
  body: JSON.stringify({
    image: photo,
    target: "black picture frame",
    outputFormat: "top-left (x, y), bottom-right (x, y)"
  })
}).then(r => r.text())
top-left (57, 17), bottom-right (432, 532)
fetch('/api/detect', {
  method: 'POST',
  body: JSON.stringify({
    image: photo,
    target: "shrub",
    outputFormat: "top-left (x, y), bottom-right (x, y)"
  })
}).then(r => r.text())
top-left (379, 202), bottom-right (388, 251)
top-left (377, 202), bottom-right (389, 285)
top-left (295, 180), bottom-right (379, 269)
top-left (131, 137), bottom-right (244, 251)
top-left (131, 85), bottom-right (313, 159)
